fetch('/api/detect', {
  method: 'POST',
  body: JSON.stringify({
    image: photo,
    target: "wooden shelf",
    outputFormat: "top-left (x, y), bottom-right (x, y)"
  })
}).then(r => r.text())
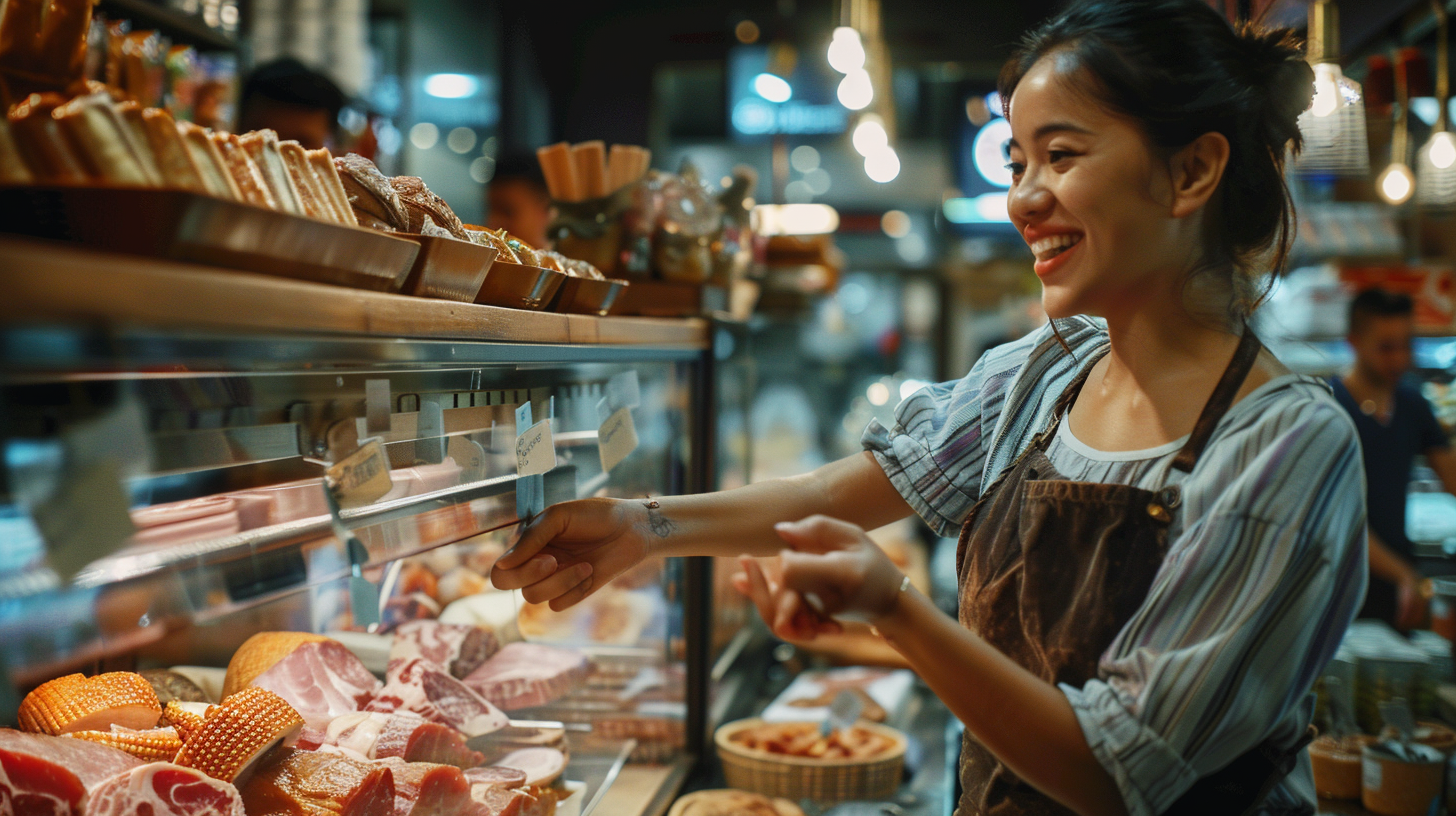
top-left (98, 0), bottom-right (237, 51)
top-left (0, 236), bottom-right (710, 350)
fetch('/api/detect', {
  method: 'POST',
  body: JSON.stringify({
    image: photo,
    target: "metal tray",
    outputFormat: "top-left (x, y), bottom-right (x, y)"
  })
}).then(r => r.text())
top-left (0, 186), bottom-right (419, 291)
top-left (551, 277), bottom-right (630, 316)
top-left (398, 235), bottom-right (497, 302)
top-left (613, 280), bottom-right (727, 317)
top-left (474, 261), bottom-right (566, 310)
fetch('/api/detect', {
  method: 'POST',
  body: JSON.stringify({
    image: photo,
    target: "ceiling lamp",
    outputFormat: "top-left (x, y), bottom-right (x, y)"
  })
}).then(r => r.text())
top-left (827, 27), bottom-right (865, 74)
top-left (1419, 1), bottom-right (1456, 207)
top-left (1379, 46), bottom-right (1418, 204)
top-left (1293, 0), bottom-right (1370, 176)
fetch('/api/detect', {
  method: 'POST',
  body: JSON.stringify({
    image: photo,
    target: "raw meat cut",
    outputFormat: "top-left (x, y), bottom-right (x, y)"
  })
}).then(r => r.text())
top-left (461, 768), bottom-right (525, 791)
top-left (376, 760), bottom-right (470, 816)
top-left (250, 641), bottom-right (382, 728)
top-left (489, 749), bottom-right (564, 788)
top-left (87, 762), bottom-right (244, 816)
top-left (388, 621), bottom-right (497, 680)
top-left (0, 729), bottom-right (143, 815)
top-left (239, 748), bottom-right (394, 816)
top-left (364, 660), bottom-right (507, 738)
top-left (463, 644), bottom-right (588, 711)
top-left (469, 785), bottom-right (546, 816)
top-left (295, 712), bottom-right (483, 769)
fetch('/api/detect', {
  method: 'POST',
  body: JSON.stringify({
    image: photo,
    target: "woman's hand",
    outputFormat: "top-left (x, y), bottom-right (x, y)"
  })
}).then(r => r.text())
top-left (733, 515), bottom-right (908, 638)
top-left (489, 498), bottom-right (650, 610)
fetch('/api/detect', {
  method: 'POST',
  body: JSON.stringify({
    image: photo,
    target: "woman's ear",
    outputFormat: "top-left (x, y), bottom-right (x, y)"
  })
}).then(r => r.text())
top-left (1169, 132), bottom-right (1230, 218)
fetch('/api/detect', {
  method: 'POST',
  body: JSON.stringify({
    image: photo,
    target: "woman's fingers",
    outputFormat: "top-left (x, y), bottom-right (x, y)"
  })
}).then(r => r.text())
top-left (487, 554), bottom-right (558, 591)
top-left (496, 506), bottom-right (569, 572)
top-left (740, 557), bottom-right (780, 630)
top-left (774, 515), bottom-right (869, 554)
top-left (547, 572), bottom-right (596, 612)
top-left (518, 560), bottom-right (590, 604)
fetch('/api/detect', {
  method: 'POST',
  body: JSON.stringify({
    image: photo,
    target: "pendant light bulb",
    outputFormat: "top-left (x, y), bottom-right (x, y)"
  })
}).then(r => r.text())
top-left (837, 69), bottom-right (874, 110)
top-left (827, 27), bottom-right (866, 74)
top-left (1378, 162), bottom-right (1415, 204)
top-left (1431, 131), bottom-right (1456, 170)
top-left (852, 115), bottom-right (889, 156)
top-left (1311, 65), bottom-right (1343, 117)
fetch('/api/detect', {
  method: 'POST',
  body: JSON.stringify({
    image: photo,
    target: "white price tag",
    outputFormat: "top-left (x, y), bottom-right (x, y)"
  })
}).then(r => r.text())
top-left (33, 459), bottom-right (136, 581)
top-left (515, 420), bottom-right (557, 477)
top-left (597, 407), bottom-right (638, 473)
top-left (326, 439), bottom-right (393, 509)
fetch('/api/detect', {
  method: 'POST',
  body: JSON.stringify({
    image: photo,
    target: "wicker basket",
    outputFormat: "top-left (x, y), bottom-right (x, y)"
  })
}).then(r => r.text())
top-left (714, 719), bottom-right (907, 803)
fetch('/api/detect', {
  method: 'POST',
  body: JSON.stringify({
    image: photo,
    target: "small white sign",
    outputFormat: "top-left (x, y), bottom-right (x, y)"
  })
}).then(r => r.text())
top-left (598, 407), bottom-right (639, 473)
top-left (516, 420), bottom-right (557, 477)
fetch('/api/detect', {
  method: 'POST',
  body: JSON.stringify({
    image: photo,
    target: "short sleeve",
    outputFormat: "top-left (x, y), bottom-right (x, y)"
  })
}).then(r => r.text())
top-left (861, 353), bottom-right (1000, 537)
top-left (1060, 398), bottom-right (1366, 816)
top-left (1412, 388), bottom-right (1450, 452)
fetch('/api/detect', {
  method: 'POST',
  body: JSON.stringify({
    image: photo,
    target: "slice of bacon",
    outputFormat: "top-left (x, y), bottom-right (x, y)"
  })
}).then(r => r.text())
top-left (87, 762), bottom-right (245, 816)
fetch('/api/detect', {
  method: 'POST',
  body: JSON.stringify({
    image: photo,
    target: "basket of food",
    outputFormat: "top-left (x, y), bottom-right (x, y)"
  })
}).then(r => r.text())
top-left (713, 718), bottom-right (906, 803)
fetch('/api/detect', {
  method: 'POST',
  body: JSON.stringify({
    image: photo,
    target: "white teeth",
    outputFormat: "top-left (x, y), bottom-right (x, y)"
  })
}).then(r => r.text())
top-left (1029, 233), bottom-right (1082, 261)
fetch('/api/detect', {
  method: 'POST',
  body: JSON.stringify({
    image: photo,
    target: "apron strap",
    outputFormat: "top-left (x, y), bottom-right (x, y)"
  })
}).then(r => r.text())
top-left (1170, 325), bottom-right (1263, 474)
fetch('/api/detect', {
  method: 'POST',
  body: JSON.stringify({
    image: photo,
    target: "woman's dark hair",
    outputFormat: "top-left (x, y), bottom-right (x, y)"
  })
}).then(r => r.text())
top-left (999, 0), bottom-right (1314, 321)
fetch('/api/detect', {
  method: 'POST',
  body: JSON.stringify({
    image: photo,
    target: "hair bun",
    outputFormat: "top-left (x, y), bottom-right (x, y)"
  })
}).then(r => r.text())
top-left (1237, 25), bottom-right (1314, 141)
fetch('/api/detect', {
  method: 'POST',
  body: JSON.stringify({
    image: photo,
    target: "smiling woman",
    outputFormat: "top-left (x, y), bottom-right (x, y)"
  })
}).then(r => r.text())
top-left (490, 3), bottom-right (1366, 816)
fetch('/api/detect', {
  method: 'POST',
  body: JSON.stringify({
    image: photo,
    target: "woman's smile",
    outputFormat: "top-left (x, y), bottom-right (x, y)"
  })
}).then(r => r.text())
top-left (1029, 232), bottom-right (1084, 278)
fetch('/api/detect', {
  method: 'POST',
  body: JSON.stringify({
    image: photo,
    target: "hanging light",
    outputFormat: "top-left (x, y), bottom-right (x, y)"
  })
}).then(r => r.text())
top-left (1293, 0), bottom-right (1370, 176)
top-left (827, 27), bottom-right (866, 74)
top-left (838, 69), bottom-right (874, 110)
top-left (1379, 43), bottom-right (1418, 205)
top-left (1419, 0), bottom-right (1456, 207)
top-left (864, 145), bottom-right (900, 183)
top-left (852, 115), bottom-right (889, 155)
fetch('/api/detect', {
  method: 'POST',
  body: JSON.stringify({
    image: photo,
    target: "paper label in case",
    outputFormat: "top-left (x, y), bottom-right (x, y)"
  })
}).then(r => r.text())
top-left (327, 439), bottom-right (393, 508)
top-left (598, 407), bottom-right (638, 473)
top-left (516, 420), bottom-right (557, 477)
top-left (366, 379), bottom-right (391, 434)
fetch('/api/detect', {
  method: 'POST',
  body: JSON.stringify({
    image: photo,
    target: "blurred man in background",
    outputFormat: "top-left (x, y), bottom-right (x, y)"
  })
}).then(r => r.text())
top-left (238, 58), bottom-right (345, 150)
top-left (485, 155), bottom-right (552, 248)
top-left (1332, 289), bottom-right (1456, 629)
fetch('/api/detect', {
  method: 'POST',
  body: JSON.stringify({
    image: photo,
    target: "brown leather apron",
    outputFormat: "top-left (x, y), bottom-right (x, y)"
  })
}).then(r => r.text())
top-left (954, 327), bottom-right (1311, 816)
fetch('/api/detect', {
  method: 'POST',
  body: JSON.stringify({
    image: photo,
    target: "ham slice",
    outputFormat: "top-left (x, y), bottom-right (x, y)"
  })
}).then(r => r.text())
top-left (462, 644), bottom-right (588, 711)
top-left (469, 785), bottom-right (544, 816)
top-left (250, 641), bottom-right (382, 728)
top-left (87, 762), bottom-right (244, 816)
top-left (0, 729), bottom-right (143, 815)
top-left (388, 622), bottom-right (497, 680)
top-left (461, 768), bottom-right (525, 791)
top-left (488, 749), bottom-right (564, 788)
top-left (364, 660), bottom-right (507, 738)
top-left (239, 748), bottom-right (394, 816)
top-left (376, 760), bottom-right (470, 816)
top-left (295, 712), bottom-right (483, 769)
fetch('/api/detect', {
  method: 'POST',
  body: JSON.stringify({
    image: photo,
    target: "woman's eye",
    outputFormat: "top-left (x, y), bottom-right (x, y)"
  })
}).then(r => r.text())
top-left (1048, 150), bottom-right (1074, 164)
top-left (1005, 161), bottom-right (1026, 176)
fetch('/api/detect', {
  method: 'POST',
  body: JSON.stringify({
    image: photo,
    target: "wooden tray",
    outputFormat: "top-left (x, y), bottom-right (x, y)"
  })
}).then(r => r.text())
top-left (550, 277), bottom-right (629, 316)
top-left (398, 235), bottom-right (496, 302)
top-left (0, 186), bottom-right (419, 291)
top-left (613, 279), bottom-right (727, 317)
top-left (474, 261), bottom-right (565, 310)
top-left (714, 718), bottom-right (907, 804)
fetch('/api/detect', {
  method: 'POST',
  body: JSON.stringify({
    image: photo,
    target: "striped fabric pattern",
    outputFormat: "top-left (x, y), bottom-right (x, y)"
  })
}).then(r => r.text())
top-left (862, 317), bottom-right (1367, 816)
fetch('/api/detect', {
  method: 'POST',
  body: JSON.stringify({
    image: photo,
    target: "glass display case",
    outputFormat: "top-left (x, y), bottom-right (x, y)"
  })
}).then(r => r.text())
top-left (0, 236), bottom-right (717, 815)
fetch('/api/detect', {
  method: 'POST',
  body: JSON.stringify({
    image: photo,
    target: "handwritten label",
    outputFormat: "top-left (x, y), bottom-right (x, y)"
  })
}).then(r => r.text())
top-left (515, 403), bottom-right (544, 518)
top-left (598, 407), bottom-right (638, 473)
top-left (516, 420), bottom-right (557, 477)
top-left (326, 439), bottom-right (393, 509)
top-left (33, 459), bottom-right (136, 581)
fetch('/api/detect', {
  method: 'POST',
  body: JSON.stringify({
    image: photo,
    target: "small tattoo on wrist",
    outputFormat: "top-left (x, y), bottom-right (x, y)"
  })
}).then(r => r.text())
top-left (643, 499), bottom-right (676, 539)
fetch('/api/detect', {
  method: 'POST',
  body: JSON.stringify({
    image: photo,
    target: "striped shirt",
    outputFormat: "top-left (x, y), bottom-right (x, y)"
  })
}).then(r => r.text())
top-left (862, 317), bottom-right (1367, 816)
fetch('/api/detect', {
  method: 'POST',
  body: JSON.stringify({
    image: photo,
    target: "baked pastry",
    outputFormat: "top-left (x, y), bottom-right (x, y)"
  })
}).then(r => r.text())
top-left (667, 790), bottom-right (804, 816)
top-left (112, 102), bottom-right (165, 185)
top-left (389, 175), bottom-right (469, 239)
top-left (53, 92), bottom-right (157, 186)
top-left (277, 139), bottom-right (329, 221)
top-left (501, 232), bottom-right (540, 266)
top-left (307, 148), bottom-right (354, 224)
top-left (137, 108), bottom-right (207, 193)
top-left (334, 153), bottom-right (408, 231)
top-left (464, 227), bottom-right (518, 263)
top-left (536, 249), bottom-right (567, 273)
top-left (563, 258), bottom-right (606, 281)
top-left (239, 129), bottom-right (303, 214)
top-left (0, 118), bottom-right (35, 183)
top-left (211, 132), bottom-right (276, 208)
top-left (8, 92), bottom-right (90, 183)
top-left (176, 122), bottom-right (242, 200)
